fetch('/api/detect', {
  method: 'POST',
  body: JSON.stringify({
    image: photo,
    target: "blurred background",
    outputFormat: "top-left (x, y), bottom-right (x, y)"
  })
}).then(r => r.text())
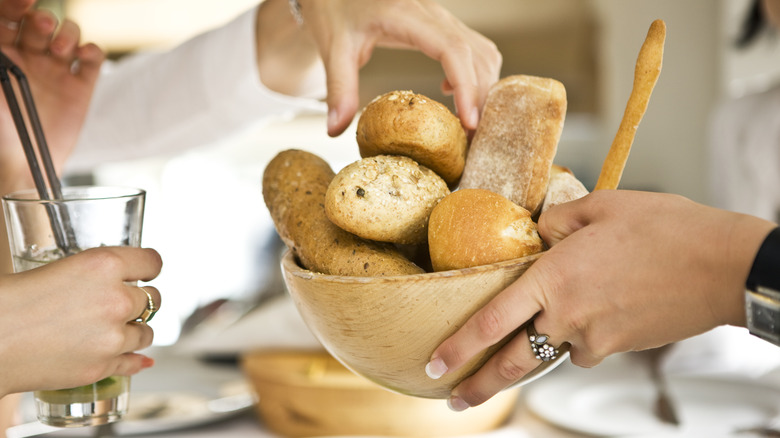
top-left (35, 0), bottom-right (780, 346)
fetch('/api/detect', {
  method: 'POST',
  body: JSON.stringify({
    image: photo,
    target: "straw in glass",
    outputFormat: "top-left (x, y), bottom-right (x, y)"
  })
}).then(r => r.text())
top-left (0, 49), bottom-right (77, 254)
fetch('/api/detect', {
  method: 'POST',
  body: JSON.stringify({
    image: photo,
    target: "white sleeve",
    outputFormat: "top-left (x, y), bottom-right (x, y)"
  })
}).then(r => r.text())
top-left (66, 6), bottom-right (326, 174)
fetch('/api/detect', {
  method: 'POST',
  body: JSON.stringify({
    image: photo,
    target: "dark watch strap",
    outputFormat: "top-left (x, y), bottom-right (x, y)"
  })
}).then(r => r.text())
top-left (745, 226), bottom-right (780, 345)
top-left (747, 226), bottom-right (780, 291)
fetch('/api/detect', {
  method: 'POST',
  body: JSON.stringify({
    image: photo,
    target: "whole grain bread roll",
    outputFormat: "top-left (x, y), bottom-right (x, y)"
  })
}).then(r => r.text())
top-left (428, 189), bottom-right (544, 272)
top-left (262, 149), bottom-right (424, 277)
top-left (459, 75), bottom-right (567, 215)
top-left (356, 90), bottom-right (467, 185)
top-left (325, 155), bottom-right (449, 245)
top-left (540, 164), bottom-right (589, 213)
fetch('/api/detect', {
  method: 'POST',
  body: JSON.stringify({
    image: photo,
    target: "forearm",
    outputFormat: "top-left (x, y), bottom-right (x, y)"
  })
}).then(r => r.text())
top-left (68, 4), bottom-right (325, 173)
top-left (255, 0), bottom-right (323, 97)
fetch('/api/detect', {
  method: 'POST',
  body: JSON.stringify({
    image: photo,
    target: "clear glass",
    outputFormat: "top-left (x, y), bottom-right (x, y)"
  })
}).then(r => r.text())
top-left (2, 186), bottom-right (145, 428)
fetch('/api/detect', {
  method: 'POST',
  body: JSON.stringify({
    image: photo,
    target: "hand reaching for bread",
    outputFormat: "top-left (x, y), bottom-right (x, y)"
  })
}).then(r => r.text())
top-left (262, 20), bottom-right (662, 278)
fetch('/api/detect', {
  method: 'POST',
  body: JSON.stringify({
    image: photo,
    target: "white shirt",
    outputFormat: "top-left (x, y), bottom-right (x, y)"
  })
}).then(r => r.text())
top-left (67, 6), bottom-right (326, 174)
top-left (708, 85), bottom-right (780, 223)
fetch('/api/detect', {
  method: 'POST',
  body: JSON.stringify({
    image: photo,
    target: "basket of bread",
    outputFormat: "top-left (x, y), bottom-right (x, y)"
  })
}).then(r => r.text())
top-left (254, 18), bottom-right (665, 404)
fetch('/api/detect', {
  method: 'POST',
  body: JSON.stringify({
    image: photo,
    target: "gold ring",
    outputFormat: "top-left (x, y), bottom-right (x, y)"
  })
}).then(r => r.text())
top-left (136, 287), bottom-right (156, 323)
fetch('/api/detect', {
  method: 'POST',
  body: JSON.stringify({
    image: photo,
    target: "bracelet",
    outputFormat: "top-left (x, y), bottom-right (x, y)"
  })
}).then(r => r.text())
top-left (288, 0), bottom-right (304, 26)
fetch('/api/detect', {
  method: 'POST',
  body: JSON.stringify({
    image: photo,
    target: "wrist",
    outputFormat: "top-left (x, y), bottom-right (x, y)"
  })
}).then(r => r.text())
top-left (255, 0), bottom-right (320, 97)
top-left (713, 212), bottom-right (776, 327)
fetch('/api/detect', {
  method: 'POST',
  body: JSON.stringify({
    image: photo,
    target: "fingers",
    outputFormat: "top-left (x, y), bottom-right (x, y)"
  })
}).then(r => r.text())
top-left (0, 0), bottom-right (34, 45)
top-left (323, 39), bottom-right (361, 137)
top-left (125, 285), bottom-right (161, 323)
top-left (448, 326), bottom-right (541, 410)
top-left (82, 246), bottom-right (163, 284)
top-left (106, 353), bottom-right (155, 378)
top-left (73, 42), bottom-right (105, 79)
top-left (426, 266), bottom-right (548, 380)
top-left (17, 8), bottom-right (56, 52)
top-left (48, 18), bottom-right (79, 61)
top-left (537, 193), bottom-right (598, 247)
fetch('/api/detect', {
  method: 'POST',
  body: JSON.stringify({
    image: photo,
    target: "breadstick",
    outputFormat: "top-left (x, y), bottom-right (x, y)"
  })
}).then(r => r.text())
top-left (594, 19), bottom-right (666, 191)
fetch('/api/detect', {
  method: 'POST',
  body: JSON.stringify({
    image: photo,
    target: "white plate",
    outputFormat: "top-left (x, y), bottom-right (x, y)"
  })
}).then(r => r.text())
top-left (525, 359), bottom-right (780, 436)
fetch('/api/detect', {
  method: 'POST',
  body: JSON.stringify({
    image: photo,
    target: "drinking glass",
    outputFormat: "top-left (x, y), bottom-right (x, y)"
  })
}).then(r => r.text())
top-left (2, 186), bottom-right (145, 427)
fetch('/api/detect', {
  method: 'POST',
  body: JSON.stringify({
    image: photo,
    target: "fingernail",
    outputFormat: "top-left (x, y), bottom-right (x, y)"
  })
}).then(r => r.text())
top-left (425, 357), bottom-right (448, 380)
top-left (141, 356), bottom-right (155, 368)
top-left (447, 395), bottom-right (470, 412)
top-left (468, 107), bottom-right (479, 129)
top-left (327, 107), bottom-right (339, 132)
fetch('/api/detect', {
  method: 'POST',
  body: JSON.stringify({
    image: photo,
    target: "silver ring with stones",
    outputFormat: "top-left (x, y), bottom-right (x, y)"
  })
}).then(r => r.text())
top-left (528, 322), bottom-right (560, 362)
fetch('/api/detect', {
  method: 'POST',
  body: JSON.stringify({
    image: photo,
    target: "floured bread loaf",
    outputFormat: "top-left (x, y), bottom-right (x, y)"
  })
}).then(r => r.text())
top-left (540, 164), bottom-right (589, 213)
top-left (428, 189), bottom-right (544, 272)
top-left (356, 90), bottom-right (468, 185)
top-left (460, 75), bottom-right (567, 215)
top-left (326, 155), bottom-right (449, 245)
top-left (262, 149), bottom-right (424, 277)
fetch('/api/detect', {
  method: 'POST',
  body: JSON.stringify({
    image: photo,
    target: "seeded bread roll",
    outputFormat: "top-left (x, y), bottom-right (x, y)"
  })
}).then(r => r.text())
top-left (325, 155), bottom-right (449, 245)
top-left (459, 75), bottom-right (567, 215)
top-left (262, 149), bottom-right (424, 277)
top-left (428, 189), bottom-right (544, 272)
top-left (356, 90), bottom-right (467, 185)
top-left (541, 164), bottom-right (589, 213)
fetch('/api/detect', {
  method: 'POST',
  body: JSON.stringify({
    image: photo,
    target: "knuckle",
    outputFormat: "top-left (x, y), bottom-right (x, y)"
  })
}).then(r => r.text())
top-left (456, 385), bottom-right (492, 408)
top-left (493, 355), bottom-right (532, 383)
top-left (474, 307), bottom-right (505, 343)
top-left (83, 247), bottom-right (124, 273)
top-left (101, 328), bottom-right (126, 355)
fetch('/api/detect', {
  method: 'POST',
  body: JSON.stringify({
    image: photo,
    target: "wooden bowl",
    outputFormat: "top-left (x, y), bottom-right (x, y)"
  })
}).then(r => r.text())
top-left (281, 250), bottom-right (569, 399)
top-left (241, 350), bottom-right (520, 437)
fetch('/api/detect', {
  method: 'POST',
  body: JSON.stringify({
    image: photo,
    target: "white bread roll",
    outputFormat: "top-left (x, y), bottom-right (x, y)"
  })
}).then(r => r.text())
top-left (541, 164), bottom-right (589, 213)
top-left (428, 189), bottom-right (544, 272)
top-left (459, 75), bottom-right (567, 216)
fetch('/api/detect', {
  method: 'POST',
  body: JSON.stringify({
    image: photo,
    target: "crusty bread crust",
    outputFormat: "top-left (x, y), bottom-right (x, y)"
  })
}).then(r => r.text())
top-left (262, 150), bottom-right (424, 276)
top-left (325, 155), bottom-right (449, 245)
top-left (540, 164), bottom-right (589, 213)
top-left (356, 90), bottom-right (467, 185)
top-left (428, 189), bottom-right (544, 271)
top-left (459, 75), bottom-right (567, 215)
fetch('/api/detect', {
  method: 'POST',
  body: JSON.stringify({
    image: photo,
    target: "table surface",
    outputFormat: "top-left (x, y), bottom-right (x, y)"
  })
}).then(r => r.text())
top-left (10, 344), bottom-right (780, 438)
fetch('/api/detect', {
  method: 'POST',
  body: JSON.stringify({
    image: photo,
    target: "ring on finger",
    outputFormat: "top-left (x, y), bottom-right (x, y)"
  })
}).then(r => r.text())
top-left (528, 321), bottom-right (561, 362)
top-left (135, 287), bottom-right (156, 323)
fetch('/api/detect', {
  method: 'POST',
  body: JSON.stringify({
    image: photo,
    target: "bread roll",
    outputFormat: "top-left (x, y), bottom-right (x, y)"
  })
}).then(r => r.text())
top-left (459, 75), bottom-right (567, 215)
top-left (356, 90), bottom-right (467, 185)
top-left (262, 149), bottom-right (424, 277)
top-left (428, 189), bottom-right (544, 272)
top-left (540, 164), bottom-right (589, 213)
top-left (326, 155), bottom-right (449, 245)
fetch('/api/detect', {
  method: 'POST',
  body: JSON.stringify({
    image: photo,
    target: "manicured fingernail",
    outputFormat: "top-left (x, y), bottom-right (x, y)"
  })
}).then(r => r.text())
top-left (425, 357), bottom-right (448, 380)
top-left (141, 356), bottom-right (155, 368)
top-left (447, 395), bottom-right (470, 412)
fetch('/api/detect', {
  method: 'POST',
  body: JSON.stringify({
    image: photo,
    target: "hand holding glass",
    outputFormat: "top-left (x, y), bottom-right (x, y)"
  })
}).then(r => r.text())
top-left (2, 186), bottom-right (146, 428)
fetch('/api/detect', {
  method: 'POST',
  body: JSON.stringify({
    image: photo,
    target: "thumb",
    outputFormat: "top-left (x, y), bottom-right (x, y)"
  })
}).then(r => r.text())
top-left (536, 195), bottom-right (593, 247)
